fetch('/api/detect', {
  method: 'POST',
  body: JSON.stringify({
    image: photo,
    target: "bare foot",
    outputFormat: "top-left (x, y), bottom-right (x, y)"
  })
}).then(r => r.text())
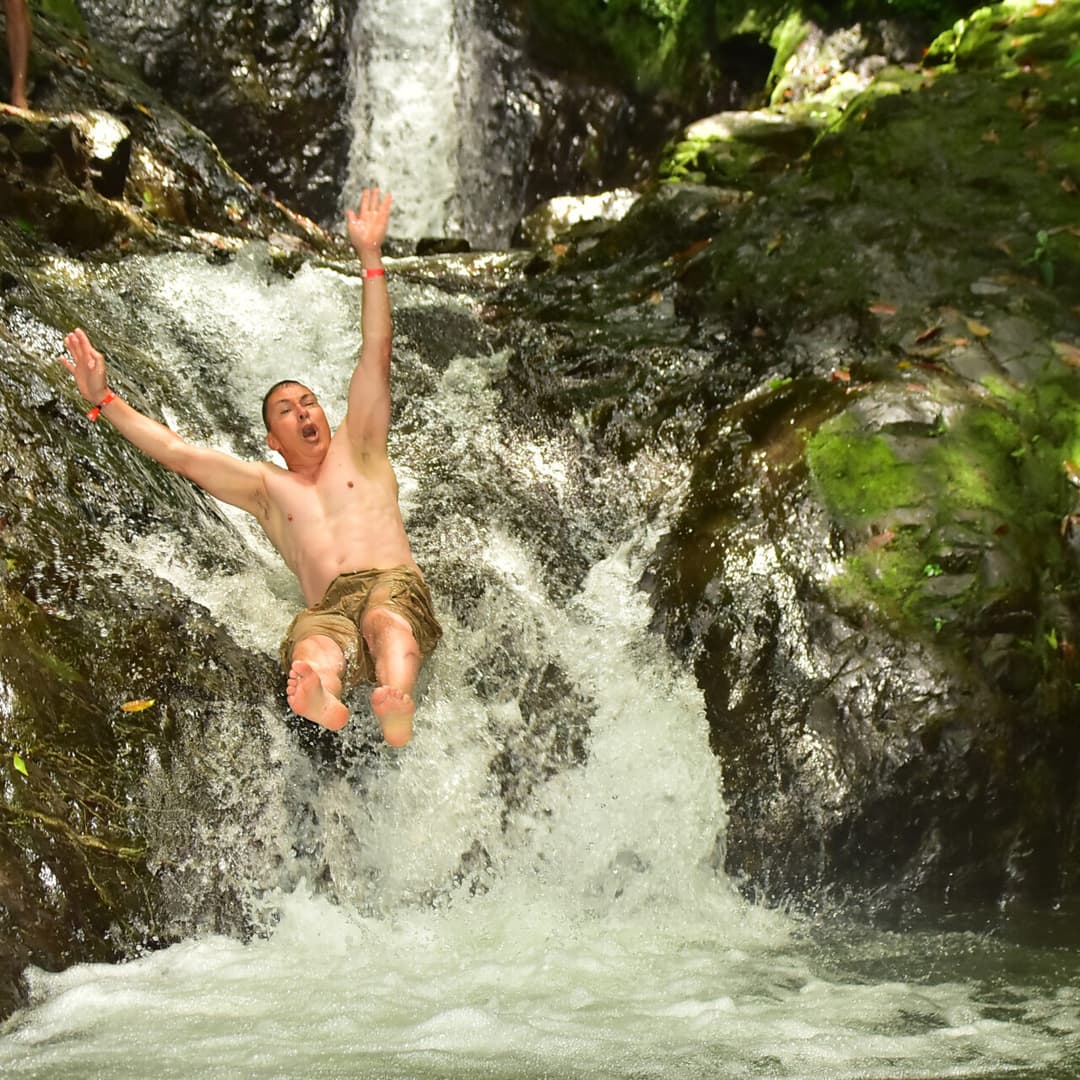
top-left (371, 685), bottom-right (414, 747)
top-left (287, 660), bottom-right (349, 731)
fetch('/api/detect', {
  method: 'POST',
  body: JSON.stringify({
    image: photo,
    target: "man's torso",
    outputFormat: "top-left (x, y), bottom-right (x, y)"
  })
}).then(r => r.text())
top-left (258, 431), bottom-right (417, 605)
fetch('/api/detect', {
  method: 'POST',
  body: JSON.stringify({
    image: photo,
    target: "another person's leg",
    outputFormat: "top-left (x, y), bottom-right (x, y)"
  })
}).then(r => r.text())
top-left (361, 602), bottom-right (421, 747)
top-left (4, 0), bottom-right (30, 110)
top-left (287, 633), bottom-right (349, 731)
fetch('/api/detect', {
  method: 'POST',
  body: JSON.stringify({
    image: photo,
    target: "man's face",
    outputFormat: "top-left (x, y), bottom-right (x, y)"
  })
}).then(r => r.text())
top-left (264, 383), bottom-right (331, 466)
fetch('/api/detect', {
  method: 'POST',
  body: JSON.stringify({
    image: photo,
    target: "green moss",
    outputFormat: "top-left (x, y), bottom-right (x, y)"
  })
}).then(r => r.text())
top-left (805, 414), bottom-right (923, 524)
top-left (808, 371), bottom-right (1080, 631)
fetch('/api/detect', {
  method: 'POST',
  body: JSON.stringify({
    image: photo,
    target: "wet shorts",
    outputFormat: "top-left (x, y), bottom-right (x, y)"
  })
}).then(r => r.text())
top-left (278, 566), bottom-right (442, 689)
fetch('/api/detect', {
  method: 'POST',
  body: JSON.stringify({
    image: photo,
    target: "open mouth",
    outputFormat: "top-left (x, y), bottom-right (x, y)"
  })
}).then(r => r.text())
top-left (301, 422), bottom-right (319, 441)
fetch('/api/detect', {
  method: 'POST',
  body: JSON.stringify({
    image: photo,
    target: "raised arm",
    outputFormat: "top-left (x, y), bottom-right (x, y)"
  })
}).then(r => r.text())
top-left (343, 187), bottom-right (393, 452)
top-left (61, 329), bottom-right (269, 517)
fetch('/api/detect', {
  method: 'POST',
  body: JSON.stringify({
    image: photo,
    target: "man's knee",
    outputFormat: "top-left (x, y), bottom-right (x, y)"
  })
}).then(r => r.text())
top-left (362, 606), bottom-right (417, 652)
top-left (292, 632), bottom-right (347, 670)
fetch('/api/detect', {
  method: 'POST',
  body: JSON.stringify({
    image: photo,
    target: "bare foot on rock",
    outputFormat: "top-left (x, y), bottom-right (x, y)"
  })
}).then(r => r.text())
top-left (371, 685), bottom-right (414, 747)
top-left (287, 660), bottom-right (349, 731)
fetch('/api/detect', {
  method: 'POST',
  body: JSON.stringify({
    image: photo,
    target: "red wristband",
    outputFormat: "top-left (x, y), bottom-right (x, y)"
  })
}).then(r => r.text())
top-left (87, 388), bottom-right (117, 421)
top-left (361, 267), bottom-right (386, 279)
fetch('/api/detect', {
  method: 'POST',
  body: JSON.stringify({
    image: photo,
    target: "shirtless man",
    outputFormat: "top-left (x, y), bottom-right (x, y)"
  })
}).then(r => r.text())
top-left (60, 187), bottom-right (441, 747)
top-left (4, 0), bottom-right (30, 110)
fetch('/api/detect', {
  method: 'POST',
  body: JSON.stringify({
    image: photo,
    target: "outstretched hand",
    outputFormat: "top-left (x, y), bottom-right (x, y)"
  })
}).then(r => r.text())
top-left (346, 187), bottom-right (393, 258)
top-left (60, 328), bottom-right (109, 404)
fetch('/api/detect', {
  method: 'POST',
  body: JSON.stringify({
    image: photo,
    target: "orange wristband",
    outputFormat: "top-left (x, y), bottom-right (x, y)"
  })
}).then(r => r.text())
top-left (87, 388), bottom-right (117, 421)
top-left (361, 267), bottom-right (386, 279)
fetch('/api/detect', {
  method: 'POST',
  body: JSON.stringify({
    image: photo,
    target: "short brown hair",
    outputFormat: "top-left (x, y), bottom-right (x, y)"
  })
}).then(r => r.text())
top-left (261, 380), bottom-right (305, 429)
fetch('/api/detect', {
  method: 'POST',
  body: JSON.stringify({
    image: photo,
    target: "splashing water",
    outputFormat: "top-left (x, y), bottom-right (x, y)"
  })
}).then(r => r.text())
top-left (2, 249), bottom-right (1078, 1079)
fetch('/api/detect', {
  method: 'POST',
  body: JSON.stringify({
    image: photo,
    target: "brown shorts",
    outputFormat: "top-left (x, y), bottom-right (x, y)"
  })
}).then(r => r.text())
top-left (278, 566), bottom-right (442, 689)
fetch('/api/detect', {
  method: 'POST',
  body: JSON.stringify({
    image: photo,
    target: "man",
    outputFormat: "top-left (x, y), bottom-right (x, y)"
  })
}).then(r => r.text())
top-left (4, 0), bottom-right (30, 110)
top-left (60, 187), bottom-right (441, 747)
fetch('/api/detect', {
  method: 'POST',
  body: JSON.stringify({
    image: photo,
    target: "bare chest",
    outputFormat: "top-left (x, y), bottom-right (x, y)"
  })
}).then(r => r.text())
top-left (266, 454), bottom-right (398, 530)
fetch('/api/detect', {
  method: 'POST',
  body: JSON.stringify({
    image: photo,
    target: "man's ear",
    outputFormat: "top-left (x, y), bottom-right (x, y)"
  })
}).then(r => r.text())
top-left (266, 430), bottom-right (281, 453)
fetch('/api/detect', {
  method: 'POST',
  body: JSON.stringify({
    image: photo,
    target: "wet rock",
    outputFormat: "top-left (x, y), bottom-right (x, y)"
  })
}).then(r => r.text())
top-left (504, 0), bottom-right (1080, 912)
top-left (516, 188), bottom-right (638, 248)
top-left (77, 0), bottom-right (354, 228)
top-left (0, 11), bottom-right (343, 258)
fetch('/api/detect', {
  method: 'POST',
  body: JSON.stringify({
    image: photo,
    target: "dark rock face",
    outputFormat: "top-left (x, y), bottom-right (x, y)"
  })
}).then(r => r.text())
top-left (1, 14), bottom-right (342, 256)
top-left (77, 0), bottom-right (356, 229)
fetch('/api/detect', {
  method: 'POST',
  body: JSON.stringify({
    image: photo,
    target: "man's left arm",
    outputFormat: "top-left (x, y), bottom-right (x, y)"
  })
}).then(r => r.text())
top-left (344, 188), bottom-right (393, 453)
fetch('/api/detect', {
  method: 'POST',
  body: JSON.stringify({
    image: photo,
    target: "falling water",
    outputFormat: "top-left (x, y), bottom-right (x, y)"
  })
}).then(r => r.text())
top-left (344, 0), bottom-right (466, 241)
top-left (343, 0), bottom-right (531, 248)
top-left (1, 248), bottom-right (1078, 1078)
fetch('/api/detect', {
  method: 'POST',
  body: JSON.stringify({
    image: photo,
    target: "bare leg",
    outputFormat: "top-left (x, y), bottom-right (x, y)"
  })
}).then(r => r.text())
top-left (4, 0), bottom-right (30, 110)
top-left (287, 634), bottom-right (349, 731)
top-left (362, 606), bottom-right (421, 747)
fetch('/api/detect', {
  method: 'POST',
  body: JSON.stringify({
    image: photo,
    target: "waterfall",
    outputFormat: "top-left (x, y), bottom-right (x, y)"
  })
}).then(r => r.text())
top-left (1, 247), bottom-right (1077, 1077)
top-left (345, 0), bottom-right (463, 240)
top-left (344, 0), bottom-right (530, 248)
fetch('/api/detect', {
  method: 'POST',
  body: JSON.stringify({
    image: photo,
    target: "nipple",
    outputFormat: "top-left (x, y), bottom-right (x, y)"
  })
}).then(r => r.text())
top-left (287, 514), bottom-right (294, 521)
top-left (347, 481), bottom-right (354, 488)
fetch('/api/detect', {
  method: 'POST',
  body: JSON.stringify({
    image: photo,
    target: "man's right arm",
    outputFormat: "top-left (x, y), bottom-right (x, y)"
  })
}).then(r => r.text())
top-left (62, 329), bottom-right (269, 518)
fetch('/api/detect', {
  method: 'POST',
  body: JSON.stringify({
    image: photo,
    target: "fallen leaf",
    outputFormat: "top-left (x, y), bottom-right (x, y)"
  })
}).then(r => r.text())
top-left (965, 318), bottom-right (992, 338)
top-left (869, 302), bottom-right (897, 316)
top-left (831, 368), bottom-right (852, 382)
top-left (981, 129), bottom-right (1000, 144)
top-left (766, 233), bottom-right (785, 255)
top-left (906, 346), bottom-right (947, 360)
top-left (905, 382), bottom-right (931, 392)
top-left (946, 336), bottom-right (971, 347)
top-left (992, 238), bottom-right (1015, 257)
top-left (866, 529), bottom-right (895, 551)
top-left (120, 699), bottom-right (156, 713)
top-left (673, 238), bottom-right (711, 262)
top-left (915, 324), bottom-right (943, 344)
top-left (1062, 177), bottom-right (1078, 195)
top-left (12, 753), bottom-right (27, 776)
top-left (1064, 461), bottom-right (1080, 487)
top-left (994, 523), bottom-right (1010, 537)
top-left (1052, 340), bottom-right (1080, 367)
